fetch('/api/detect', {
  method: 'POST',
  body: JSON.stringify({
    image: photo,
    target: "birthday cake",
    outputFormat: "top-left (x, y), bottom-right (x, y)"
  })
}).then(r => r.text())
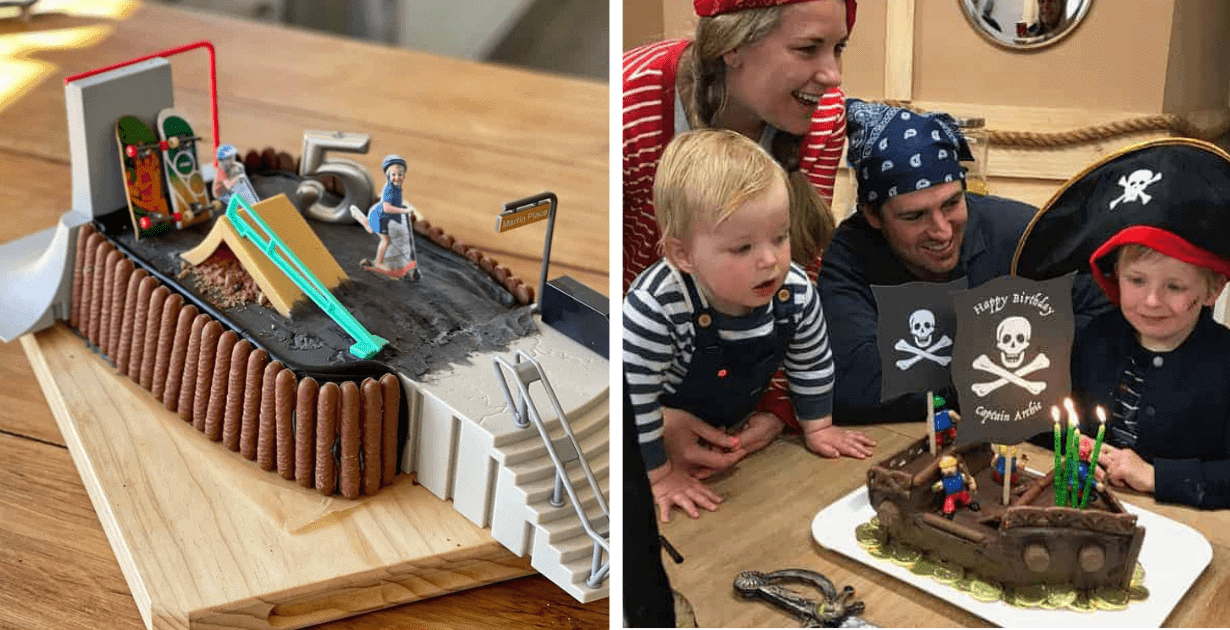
top-left (860, 436), bottom-right (1147, 609)
top-left (67, 143), bottom-right (542, 499)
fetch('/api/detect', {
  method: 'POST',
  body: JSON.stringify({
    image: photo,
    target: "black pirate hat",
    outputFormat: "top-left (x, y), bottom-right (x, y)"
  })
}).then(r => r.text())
top-left (1012, 138), bottom-right (1230, 303)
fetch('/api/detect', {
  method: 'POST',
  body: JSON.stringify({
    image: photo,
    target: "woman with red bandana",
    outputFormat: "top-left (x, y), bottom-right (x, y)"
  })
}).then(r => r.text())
top-left (623, 0), bottom-right (859, 483)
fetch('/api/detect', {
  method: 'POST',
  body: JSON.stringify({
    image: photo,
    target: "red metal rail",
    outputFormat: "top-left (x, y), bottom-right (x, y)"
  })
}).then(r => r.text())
top-left (64, 40), bottom-right (220, 167)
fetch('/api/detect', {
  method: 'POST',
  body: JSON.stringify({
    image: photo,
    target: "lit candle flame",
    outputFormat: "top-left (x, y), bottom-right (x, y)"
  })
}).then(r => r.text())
top-left (1096, 406), bottom-right (1107, 424)
top-left (1063, 397), bottom-right (1076, 416)
top-left (1051, 405), bottom-right (1061, 424)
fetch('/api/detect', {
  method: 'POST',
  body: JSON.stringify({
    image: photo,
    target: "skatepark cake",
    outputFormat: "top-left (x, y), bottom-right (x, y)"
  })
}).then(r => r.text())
top-left (0, 42), bottom-right (609, 604)
top-left (860, 437), bottom-right (1147, 610)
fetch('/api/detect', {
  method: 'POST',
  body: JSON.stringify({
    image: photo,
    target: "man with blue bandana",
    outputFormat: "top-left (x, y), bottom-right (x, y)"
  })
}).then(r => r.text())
top-left (819, 99), bottom-right (1107, 425)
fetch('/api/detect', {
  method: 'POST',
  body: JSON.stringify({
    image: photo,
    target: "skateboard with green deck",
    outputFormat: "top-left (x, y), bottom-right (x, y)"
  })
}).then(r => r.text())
top-left (157, 108), bottom-right (218, 228)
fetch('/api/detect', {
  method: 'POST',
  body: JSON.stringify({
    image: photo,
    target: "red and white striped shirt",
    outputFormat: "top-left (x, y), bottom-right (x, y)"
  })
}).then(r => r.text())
top-left (622, 38), bottom-right (848, 293)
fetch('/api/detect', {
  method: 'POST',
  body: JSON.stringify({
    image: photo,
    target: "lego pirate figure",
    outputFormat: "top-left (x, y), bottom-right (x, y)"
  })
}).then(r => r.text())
top-left (350, 154), bottom-right (420, 279)
top-left (1065, 436), bottom-right (1105, 505)
top-left (212, 144), bottom-right (258, 206)
top-left (990, 443), bottom-right (1027, 484)
top-left (933, 409), bottom-right (959, 450)
top-left (932, 455), bottom-right (980, 519)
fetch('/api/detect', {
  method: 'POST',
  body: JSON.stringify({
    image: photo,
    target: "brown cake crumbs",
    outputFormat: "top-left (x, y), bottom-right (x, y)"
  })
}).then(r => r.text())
top-left (184, 246), bottom-right (271, 311)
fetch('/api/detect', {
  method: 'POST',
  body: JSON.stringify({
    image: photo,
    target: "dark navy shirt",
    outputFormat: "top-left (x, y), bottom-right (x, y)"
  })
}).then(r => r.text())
top-left (1072, 308), bottom-right (1230, 508)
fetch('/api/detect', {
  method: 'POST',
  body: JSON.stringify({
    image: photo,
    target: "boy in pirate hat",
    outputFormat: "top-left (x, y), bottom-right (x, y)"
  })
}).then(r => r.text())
top-left (1015, 139), bottom-right (1230, 508)
top-left (624, 129), bottom-right (874, 522)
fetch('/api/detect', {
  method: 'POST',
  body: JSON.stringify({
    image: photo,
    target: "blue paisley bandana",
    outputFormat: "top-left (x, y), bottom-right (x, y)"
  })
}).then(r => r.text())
top-left (846, 98), bottom-right (973, 206)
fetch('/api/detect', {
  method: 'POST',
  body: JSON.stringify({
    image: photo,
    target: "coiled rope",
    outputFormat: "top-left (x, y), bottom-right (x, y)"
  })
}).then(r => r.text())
top-left (881, 101), bottom-right (1230, 148)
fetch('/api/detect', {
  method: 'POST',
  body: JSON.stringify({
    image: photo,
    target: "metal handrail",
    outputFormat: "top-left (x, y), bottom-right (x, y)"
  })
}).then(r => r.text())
top-left (492, 350), bottom-right (609, 587)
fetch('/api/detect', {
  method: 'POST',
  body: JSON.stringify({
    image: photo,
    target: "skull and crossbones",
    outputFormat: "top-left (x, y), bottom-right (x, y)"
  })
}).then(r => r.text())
top-left (972, 316), bottom-right (1050, 396)
top-left (1109, 169), bottom-right (1163, 209)
top-left (894, 309), bottom-right (953, 370)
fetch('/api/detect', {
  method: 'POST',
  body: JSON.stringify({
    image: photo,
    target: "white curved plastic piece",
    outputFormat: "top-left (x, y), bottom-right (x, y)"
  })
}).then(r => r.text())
top-left (0, 211), bottom-right (91, 342)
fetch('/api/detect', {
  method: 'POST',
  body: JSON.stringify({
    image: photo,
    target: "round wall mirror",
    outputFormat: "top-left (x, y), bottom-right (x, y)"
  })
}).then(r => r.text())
top-left (959, 0), bottom-right (1093, 50)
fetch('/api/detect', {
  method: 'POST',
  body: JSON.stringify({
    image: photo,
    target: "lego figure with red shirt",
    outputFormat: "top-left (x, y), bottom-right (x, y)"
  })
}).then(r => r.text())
top-left (932, 455), bottom-right (980, 519)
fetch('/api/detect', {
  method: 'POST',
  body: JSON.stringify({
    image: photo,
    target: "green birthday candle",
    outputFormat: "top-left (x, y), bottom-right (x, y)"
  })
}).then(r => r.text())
top-left (1064, 398), bottom-right (1081, 507)
top-left (1052, 405), bottom-right (1065, 506)
top-left (1080, 406), bottom-right (1108, 509)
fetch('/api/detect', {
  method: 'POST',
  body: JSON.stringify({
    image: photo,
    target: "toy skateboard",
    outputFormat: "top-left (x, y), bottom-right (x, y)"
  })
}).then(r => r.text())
top-left (115, 115), bottom-right (174, 239)
top-left (157, 108), bottom-right (217, 228)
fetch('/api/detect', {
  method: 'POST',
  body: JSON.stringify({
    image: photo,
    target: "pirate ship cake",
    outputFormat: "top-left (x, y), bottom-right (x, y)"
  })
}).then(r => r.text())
top-left (862, 229), bottom-right (1146, 606)
top-left (864, 436), bottom-right (1146, 597)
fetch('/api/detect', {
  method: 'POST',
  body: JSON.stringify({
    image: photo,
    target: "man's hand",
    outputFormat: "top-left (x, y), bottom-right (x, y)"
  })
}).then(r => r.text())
top-left (801, 418), bottom-right (876, 459)
top-left (648, 461), bottom-right (723, 523)
top-left (1096, 444), bottom-right (1155, 494)
top-left (662, 407), bottom-right (747, 479)
top-left (730, 411), bottom-right (785, 456)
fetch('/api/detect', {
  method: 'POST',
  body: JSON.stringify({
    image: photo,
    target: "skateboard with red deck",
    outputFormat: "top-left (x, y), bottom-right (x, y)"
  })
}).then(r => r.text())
top-left (115, 115), bottom-right (174, 239)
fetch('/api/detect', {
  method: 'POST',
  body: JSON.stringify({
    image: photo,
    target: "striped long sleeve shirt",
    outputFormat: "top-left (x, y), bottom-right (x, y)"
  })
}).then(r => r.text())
top-left (624, 260), bottom-right (835, 469)
top-left (622, 39), bottom-right (847, 293)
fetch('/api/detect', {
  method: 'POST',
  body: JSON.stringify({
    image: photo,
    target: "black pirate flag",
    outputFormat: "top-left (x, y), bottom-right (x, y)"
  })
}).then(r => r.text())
top-left (951, 274), bottom-right (1074, 445)
top-left (873, 279), bottom-right (965, 402)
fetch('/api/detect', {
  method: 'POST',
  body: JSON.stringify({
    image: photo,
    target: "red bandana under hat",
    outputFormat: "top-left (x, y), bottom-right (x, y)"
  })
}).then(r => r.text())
top-left (1089, 226), bottom-right (1230, 305)
top-left (694, 0), bottom-right (857, 33)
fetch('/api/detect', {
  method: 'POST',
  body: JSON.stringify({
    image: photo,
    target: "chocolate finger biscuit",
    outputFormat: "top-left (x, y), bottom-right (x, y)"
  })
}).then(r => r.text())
top-left (177, 313), bottom-right (210, 423)
top-left (192, 320), bottom-right (224, 432)
top-left (151, 293), bottom-right (184, 400)
top-left (222, 340), bottom-right (252, 451)
top-left (115, 269), bottom-right (147, 376)
top-left (240, 349), bottom-right (268, 460)
top-left (86, 237), bottom-right (109, 345)
top-left (127, 275), bottom-right (158, 380)
top-left (339, 381), bottom-right (360, 499)
top-left (380, 373), bottom-right (400, 486)
top-left (361, 378), bottom-right (382, 495)
top-left (71, 224), bottom-right (95, 329)
top-left (257, 361), bottom-right (283, 471)
top-left (295, 377), bottom-right (318, 488)
top-left (98, 250), bottom-right (122, 352)
top-left (315, 382), bottom-right (339, 495)
top-left (204, 329), bottom-right (238, 441)
top-left (275, 368), bottom-right (296, 480)
top-left (139, 286), bottom-right (170, 390)
top-left (162, 304), bottom-right (198, 409)
top-left (106, 258), bottom-right (134, 359)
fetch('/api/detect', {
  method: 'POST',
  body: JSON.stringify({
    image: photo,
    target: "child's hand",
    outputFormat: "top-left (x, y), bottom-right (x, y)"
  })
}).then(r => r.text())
top-left (730, 412), bottom-right (785, 456)
top-left (802, 419), bottom-right (876, 459)
top-left (662, 407), bottom-right (746, 479)
top-left (1097, 445), bottom-right (1155, 494)
top-left (647, 461), bottom-right (723, 523)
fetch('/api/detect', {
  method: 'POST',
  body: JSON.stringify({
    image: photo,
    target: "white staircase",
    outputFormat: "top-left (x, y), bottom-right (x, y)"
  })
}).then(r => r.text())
top-left (400, 322), bottom-right (610, 602)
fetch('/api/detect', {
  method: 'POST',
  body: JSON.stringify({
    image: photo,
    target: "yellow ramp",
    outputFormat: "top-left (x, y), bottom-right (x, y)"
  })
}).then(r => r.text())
top-left (180, 194), bottom-right (347, 317)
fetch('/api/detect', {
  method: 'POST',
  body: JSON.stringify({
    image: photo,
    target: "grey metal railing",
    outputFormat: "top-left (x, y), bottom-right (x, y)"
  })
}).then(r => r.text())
top-left (492, 350), bottom-right (609, 587)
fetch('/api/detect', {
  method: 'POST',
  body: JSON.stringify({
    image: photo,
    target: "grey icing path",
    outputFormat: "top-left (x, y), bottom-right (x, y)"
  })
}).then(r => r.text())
top-left (115, 174), bottom-right (536, 379)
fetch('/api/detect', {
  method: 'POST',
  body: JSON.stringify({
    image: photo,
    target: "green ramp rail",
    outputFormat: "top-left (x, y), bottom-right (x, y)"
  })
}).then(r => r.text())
top-left (226, 195), bottom-right (387, 359)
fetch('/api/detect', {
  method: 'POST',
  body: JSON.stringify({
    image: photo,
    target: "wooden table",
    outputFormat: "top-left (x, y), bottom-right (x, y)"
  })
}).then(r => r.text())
top-left (0, 3), bottom-right (608, 629)
top-left (659, 422), bottom-right (1230, 627)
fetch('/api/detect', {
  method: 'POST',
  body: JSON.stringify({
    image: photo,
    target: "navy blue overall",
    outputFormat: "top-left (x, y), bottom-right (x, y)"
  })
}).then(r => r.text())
top-left (660, 273), bottom-right (799, 429)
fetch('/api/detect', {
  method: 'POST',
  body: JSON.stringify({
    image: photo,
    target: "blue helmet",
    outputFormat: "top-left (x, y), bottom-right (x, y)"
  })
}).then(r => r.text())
top-left (217, 144), bottom-right (238, 161)
top-left (382, 154), bottom-right (407, 173)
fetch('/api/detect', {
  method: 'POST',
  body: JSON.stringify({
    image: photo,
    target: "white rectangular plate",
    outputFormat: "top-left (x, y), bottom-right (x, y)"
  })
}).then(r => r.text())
top-left (811, 486), bottom-right (1210, 627)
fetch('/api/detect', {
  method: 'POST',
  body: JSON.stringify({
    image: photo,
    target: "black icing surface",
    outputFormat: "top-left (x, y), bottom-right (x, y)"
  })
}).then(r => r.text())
top-left (102, 175), bottom-right (536, 380)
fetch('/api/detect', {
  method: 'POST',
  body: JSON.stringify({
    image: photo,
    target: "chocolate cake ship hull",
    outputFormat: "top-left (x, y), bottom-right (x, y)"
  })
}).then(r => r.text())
top-left (867, 438), bottom-right (1145, 590)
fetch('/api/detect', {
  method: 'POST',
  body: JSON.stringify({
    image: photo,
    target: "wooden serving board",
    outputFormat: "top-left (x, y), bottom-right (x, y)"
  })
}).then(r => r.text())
top-left (20, 324), bottom-right (535, 630)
